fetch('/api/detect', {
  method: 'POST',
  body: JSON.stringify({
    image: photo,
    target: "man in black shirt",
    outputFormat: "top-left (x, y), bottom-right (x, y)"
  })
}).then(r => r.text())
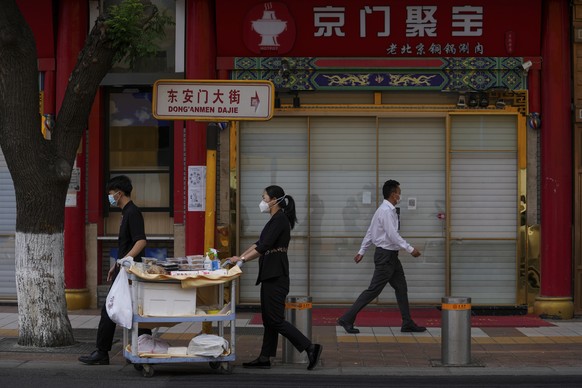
top-left (79, 175), bottom-right (147, 365)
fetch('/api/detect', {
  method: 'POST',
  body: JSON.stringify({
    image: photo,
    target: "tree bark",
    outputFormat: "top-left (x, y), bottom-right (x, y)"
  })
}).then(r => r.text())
top-left (0, 1), bottom-right (116, 347)
top-left (15, 232), bottom-right (73, 346)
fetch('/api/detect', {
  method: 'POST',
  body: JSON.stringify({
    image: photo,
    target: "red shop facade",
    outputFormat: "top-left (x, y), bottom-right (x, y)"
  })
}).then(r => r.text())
top-left (1, 0), bottom-right (574, 318)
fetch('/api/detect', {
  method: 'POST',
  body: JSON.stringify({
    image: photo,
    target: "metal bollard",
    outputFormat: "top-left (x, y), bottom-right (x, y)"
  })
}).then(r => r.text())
top-left (282, 296), bottom-right (312, 364)
top-left (441, 296), bottom-right (472, 366)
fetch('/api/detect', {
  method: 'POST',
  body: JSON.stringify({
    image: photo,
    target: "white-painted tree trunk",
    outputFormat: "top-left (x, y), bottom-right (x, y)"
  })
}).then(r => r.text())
top-left (15, 232), bottom-right (74, 347)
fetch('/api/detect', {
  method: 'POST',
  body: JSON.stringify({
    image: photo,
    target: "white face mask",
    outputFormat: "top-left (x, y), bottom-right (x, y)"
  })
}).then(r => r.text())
top-left (259, 200), bottom-right (270, 213)
top-left (395, 193), bottom-right (401, 205)
top-left (108, 191), bottom-right (120, 207)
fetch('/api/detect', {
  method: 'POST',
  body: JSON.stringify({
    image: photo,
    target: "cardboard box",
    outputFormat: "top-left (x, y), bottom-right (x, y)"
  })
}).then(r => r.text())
top-left (137, 281), bottom-right (197, 317)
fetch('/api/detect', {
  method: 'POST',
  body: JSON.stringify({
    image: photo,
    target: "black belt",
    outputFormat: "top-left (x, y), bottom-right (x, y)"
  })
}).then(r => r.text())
top-left (377, 247), bottom-right (398, 253)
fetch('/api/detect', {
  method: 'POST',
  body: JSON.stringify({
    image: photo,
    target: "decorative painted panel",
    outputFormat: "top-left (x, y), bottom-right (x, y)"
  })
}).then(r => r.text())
top-left (230, 57), bottom-right (527, 92)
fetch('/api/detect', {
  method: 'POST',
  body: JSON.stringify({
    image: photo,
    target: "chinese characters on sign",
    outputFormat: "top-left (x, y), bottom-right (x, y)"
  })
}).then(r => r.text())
top-left (216, 0), bottom-right (540, 57)
top-left (153, 80), bottom-right (274, 121)
top-left (313, 5), bottom-right (485, 56)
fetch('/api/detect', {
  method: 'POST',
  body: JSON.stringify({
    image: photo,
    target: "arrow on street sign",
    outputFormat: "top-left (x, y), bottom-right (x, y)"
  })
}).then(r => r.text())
top-left (152, 79), bottom-right (274, 121)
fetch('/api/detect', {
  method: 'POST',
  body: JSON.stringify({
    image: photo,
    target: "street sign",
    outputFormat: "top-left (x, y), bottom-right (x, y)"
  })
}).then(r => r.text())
top-left (152, 79), bottom-right (274, 121)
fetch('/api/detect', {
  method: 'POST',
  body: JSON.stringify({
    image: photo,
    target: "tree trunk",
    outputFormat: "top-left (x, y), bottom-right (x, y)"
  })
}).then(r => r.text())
top-left (0, 0), bottom-right (157, 348)
top-left (0, 1), bottom-right (115, 347)
top-left (15, 232), bottom-right (74, 346)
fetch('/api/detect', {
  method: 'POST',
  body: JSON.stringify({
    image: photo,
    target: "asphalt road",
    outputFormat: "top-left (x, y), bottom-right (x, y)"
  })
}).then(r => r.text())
top-left (0, 366), bottom-right (581, 388)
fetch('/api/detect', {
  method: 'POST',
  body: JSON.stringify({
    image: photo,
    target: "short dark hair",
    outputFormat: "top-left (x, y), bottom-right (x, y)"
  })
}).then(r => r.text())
top-left (382, 179), bottom-right (400, 200)
top-left (106, 175), bottom-right (133, 196)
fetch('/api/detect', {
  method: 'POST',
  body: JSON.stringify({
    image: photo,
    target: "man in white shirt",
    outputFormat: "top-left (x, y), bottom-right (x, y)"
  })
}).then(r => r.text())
top-left (337, 179), bottom-right (426, 334)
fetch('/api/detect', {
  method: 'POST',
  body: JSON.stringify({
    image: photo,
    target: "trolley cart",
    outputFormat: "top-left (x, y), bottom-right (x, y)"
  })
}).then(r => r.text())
top-left (122, 264), bottom-right (239, 377)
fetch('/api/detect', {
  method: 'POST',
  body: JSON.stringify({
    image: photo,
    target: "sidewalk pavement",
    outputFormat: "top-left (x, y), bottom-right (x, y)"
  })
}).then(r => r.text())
top-left (2, 305), bottom-right (582, 376)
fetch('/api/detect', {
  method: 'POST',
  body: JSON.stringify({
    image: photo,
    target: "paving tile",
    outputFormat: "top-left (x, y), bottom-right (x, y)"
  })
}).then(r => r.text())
top-left (550, 336), bottom-right (579, 344)
top-left (491, 337), bottom-right (518, 344)
top-left (356, 336), bottom-right (377, 343)
top-left (472, 337), bottom-right (497, 344)
top-left (415, 337), bottom-right (439, 343)
top-left (375, 336), bottom-right (398, 343)
top-left (2, 309), bottom-right (582, 372)
top-left (337, 336), bottom-right (358, 343)
top-left (480, 327), bottom-right (524, 337)
top-left (371, 327), bottom-right (391, 335)
top-left (528, 336), bottom-right (555, 344)
top-left (394, 336), bottom-right (417, 344)
top-left (511, 336), bottom-right (535, 344)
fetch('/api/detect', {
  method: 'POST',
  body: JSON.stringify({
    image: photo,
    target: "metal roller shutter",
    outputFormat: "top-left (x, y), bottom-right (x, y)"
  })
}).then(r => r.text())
top-left (239, 117), bottom-right (309, 302)
top-left (378, 118), bottom-right (446, 304)
top-left (308, 117), bottom-right (377, 303)
top-left (449, 115), bottom-right (517, 303)
top-left (238, 113), bottom-right (518, 305)
top-left (0, 149), bottom-right (16, 299)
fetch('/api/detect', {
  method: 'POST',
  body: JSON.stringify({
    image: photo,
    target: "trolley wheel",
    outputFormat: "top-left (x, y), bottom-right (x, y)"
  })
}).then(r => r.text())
top-left (209, 361), bottom-right (221, 369)
top-left (218, 362), bottom-right (232, 374)
top-left (142, 364), bottom-right (155, 378)
top-left (133, 363), bottom-right (144, 371)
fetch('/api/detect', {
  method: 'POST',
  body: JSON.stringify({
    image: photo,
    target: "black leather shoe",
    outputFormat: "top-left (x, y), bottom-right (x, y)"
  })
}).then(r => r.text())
top-left (306, 344), bottom-right (322, 370)
top-left (401, 322), bottom-right (427, 333)
top-left (337, 318), bottom-right (360, 334)
top-left (243, 356), bottom-right (271, 369)
top-left (78, 350), bottom-right (109, 365)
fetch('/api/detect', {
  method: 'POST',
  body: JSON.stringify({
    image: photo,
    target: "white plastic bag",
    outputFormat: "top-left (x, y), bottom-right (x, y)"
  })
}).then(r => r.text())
top-left (187, 334), bottom-right (229, 358)
top-left (138, 334), bottom-right (170, 354)
top-left (105, 268), bottom-right (132, 329)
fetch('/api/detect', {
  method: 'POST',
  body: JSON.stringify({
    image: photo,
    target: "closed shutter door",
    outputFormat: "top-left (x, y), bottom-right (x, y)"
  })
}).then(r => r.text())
top-left (309, 117), bottom-right (377, 302)
top-left (239, 118), bottom-right (308, 302)
top-left (238, 114), bottom-right (518, 305)
top-left (450, 115), bottom-right (517, 303)
top-left (378, 118), bottom-right (446, 303)
top-left (0, 149), bottom-right (16, 299)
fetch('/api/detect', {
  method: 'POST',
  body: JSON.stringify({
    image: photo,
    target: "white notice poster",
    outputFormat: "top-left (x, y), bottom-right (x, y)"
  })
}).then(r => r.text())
top-left (65, 193), bottom-right (77, 207)
top-left (188, 166), bottom-right (206, 211)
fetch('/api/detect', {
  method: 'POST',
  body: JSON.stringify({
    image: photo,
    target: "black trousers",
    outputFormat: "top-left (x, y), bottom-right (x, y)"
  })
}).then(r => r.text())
top-left (259, 276), bottom-right (311, 357)
top-left (340, 247), bottom-right (413, 326)
top-left (96, 269), bottom-right (150, 352)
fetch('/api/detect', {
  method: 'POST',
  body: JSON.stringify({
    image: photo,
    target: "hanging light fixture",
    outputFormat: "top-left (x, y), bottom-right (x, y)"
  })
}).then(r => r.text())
top-left (457, 93), bottom-right (466, 108)
top-left (467, 93), bottom-right (478, 108)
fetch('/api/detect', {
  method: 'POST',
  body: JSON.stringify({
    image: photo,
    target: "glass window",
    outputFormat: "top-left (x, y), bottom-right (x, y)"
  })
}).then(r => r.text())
top-left (107, 88), bottom-right (172, 212)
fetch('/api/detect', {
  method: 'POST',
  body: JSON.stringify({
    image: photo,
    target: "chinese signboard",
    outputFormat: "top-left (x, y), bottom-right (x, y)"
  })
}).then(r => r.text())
top-left (152, 80), bottom-right (274, 121)
top-left (217, 0), bottom-right (541, 57)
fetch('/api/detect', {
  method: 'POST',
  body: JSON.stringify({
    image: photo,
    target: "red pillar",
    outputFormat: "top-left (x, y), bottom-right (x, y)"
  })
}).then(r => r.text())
top-left (535, 0), bottom-right (574, 318)
top-left (57, 0), bottom-right (89, 308)
top-left (184, 0), bottom-right (216, 255)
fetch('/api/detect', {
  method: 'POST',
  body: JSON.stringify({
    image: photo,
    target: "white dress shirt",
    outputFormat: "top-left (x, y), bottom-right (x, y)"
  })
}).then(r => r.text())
top-left (358, 199), bottom-right (413, 256)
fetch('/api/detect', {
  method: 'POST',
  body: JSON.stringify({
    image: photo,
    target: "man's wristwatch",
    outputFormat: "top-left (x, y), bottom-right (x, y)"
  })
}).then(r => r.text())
top-left (240, 256), bottom-right (246, 263)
